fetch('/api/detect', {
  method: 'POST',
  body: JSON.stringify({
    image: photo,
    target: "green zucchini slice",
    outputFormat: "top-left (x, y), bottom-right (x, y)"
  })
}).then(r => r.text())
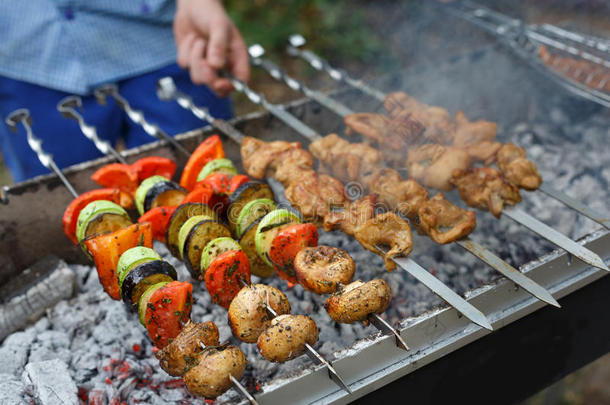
top-left (200, 237), bottom-right (242, 274)
top-left (178, 215), bottom-right (216, 260)
top-left (166, 203), bottom-right (219, 258)
top-left (254, 209), bottom-right (301, 267)
top-left (227, 181), bottom-right (275, 234)
top-left (138, 281), bottom-right (170, 326)
top-left (117, 246), bottom-right (162, 289)
top-left (235, 198), bottom-right (276, 239)
top-left (135, 175), bottom-right (169, 214)
top-left (122, 260), bottom-right (177, 310)
top-left (196, 158), bottom-right (238, 182)
top-left (76, 200), bottom-right (132, 244)
top-left (239, 217), bottom-right (275, 278)
top-left (183, 220), bottom-right (231, 278)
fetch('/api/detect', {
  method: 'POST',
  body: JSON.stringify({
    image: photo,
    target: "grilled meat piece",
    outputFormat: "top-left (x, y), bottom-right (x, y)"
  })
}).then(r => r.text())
top-left (344, 113), bottom-right (390, 144)
top-left (228, 284), bottom-right (291, 343)
top-left (539, 45), bottom-right (610, 93)
top-left (284, 171), bottom-right (347, 223)
top-left (407, 144), bottom-right (472, 191)
top-left (464, 140), bottom-right (502, 164)
top-left (384, 92), bottom-right (454, 144)
top-left (323, 194), bottom-right (377, 236)
top-left (272, 148), bottom-right (315, 186)
top-left (294, 245), bottom-right (356, 294)
top-left (257, 314), bottom-right (319, 363)
top-left (183, 345), bottom-right (246, 398)
top-left (309, 134), bottom-right (381, 182)
top-left (417, 193), bottom-right (476, 244)
top-left (156, 321), bottom-right (220, 377)
top-left (354, 212), bottom-right (413, 271)
top-left (241, 136), bottom-right (302, 179)
top-left (452, 110), bottom-right (498, 147)
top-left (452, 168), bottom-right (522, 218)
top-left (361, 168), bottom-right (428, 220)
top-left (496, 143), bottom-right (542, 190)
top-left (325, 279), bottom-right (392, 324)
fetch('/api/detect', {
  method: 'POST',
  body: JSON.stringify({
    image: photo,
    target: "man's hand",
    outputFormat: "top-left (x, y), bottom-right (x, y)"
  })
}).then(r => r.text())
top-left (174, 0), bottom-right (249, 97)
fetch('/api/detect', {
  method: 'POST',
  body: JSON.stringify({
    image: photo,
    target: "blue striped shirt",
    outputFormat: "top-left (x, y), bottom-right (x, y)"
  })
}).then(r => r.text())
top-left (0, 0), bottom-right (177, 95)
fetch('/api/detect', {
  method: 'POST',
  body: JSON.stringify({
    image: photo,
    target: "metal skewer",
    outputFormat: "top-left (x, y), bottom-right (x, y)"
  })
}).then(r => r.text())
top-left (159, 77), bottom-right (494, 331)
top-left (5, 109), bottom-right (79, 198)
top-left (6, 109), bottom-right (258, 405)
top-left (249, 43), bottom-right (561, 307)
top-left (93, 84), bottom-right (191, 158)
top-left (57, 96), bottom-right (127, 164)
top-left (285, 34), bottom-right (609, 272)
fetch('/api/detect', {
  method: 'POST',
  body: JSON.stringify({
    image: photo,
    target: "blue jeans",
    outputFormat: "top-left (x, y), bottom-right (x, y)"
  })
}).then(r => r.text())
top-left (0, 63), bottom-right (233, 182)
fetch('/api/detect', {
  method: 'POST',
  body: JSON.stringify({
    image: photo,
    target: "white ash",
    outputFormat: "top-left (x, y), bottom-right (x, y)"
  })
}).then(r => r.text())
top-left (23, 359), bottom-right (78, 405)
top-left (1, 102), bottom-right (608, 404)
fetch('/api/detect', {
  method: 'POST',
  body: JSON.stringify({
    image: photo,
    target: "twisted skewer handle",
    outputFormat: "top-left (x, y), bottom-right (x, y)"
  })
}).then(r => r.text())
top-left (94, 84), bottom-right (191, 158)
top-left (5, 109), bottom-right (78, 198)
top-left (57, 96), bottom-right (126, 163)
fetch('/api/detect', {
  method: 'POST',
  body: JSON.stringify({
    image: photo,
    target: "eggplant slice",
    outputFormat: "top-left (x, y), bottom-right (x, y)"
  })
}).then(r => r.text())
top-left (166, 203), bottom-right (219, 258)
top-left (121, 260), bottom-right (178, 309)
top-left (183, 220), bottom-right (231, 278)
top-left (227, 181), bottom-right (275, 233)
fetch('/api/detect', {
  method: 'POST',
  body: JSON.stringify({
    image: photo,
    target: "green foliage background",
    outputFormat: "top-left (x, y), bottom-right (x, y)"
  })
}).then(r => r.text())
top-left (226, 0), bottom-right (395, 71)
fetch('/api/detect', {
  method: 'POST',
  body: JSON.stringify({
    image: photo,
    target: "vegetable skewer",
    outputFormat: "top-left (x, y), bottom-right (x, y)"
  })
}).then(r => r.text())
top-left (6, 108), bottom-right (256, 403)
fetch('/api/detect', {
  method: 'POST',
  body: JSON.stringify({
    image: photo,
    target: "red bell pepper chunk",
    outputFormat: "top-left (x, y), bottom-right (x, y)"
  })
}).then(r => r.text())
top-left (137, 206), bottom-right (178, 243)
top-left (131, 157), bottom-right (177, 182)
top-left (229, 174), bottom-right (251, 193)
top-left (200, 172), bottom-right (231, 195)
top-left (179, 135), bottom-right (225, 191)
top-left (63, 188), bottom-right (123, 244)
top-left (269, 223), bottom-right (319, 284)
top-left (84, 222), bottom-right (153, 300)
top-left (181, 184), bottom-right (214, 205)
top-left (144, 281), bottom-right (193, 349)
top-left (91, 163), bottom-right (139, 193)
top-left (204, 250), bottom-right (251, 308)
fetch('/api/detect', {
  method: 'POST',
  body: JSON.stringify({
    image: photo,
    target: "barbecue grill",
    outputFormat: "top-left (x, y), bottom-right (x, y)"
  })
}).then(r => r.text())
top-left (1, 2), bottom-right (609, 404)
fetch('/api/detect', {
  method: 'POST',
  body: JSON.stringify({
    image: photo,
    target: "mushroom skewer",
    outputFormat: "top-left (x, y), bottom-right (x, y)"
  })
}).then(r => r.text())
top-left (5, 109), bottom-right (257, 404)
top-left (84, 89), bottom-right (354, 395)
top-left (156, 76), bottom-right (495, 331)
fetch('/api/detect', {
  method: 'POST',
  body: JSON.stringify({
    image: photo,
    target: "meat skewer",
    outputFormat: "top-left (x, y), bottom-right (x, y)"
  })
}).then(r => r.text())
top-left (82, 91), bottom-right (359, 393)
top-left (286, 36), bottom-right (610, 231)
top-left (239, 49), bottom-right (566, 306)
top-left (5, 109), bottom-right (257, 404)
top-left (157, 76), bottom-right (495, 331)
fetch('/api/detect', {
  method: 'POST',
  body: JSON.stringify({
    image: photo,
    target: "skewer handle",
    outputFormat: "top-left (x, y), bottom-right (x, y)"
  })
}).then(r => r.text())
top-left (227, 73), bottom-right (321, 141)
top-left (286, 34), bottom-right (386, 102)
top-left (5, 109), bottom-right (79, 198)
top-left (94, 84), bottom-right (191, 158)
top-left (57, 96), bottom-right (126, 164)
top-left (156, 77), bottom-right (245, 143)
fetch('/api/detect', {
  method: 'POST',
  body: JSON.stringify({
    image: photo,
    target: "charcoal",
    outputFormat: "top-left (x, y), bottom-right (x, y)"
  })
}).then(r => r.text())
top-left (0, 374), bottom-right (24, 405)
top-left (0, 330), bottom-right (36, 376)
top-left (22, 359), bottom-right (78, 405)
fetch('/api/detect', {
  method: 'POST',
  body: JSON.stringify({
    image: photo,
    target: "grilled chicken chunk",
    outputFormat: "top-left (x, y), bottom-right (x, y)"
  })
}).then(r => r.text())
top-left (384, 92), bottom-right (454, 144)
top-left (354, 212), bottom-right (413, 271)
top-left (407, 144), bottom-right (472, 191)
top-left (325, 279), bottom-right (391, 324)
top-left (228, 284), bottom-right (291, 343)
top-left (156, 321), bottom-right (220, 377)
top-left (452, 110), bottom-right (498, 147)
top-left (417, 193), bottom-right (476, 244)
top-left (309, 134), bottom-right (381, 182)
top-left (183, 345), bottom-right (247, 399)
top-left (257, 314), bottom-right (319, 363)
top-left (284, 172), bottom-right (347, 223)
top-left (323, 194), bottom-right (377, 236)
top-left (362, 168), bottom-right (428, 220)
top-left (496, 143), bottom-right (542, 190)
top-left (272, 148), bottom-right (315, 186)
top-left (463, 140), bottom-right (502, 164)
top-left (294, 245), bottom-right (356, 294)
top-left (241, 136), bottom-right (302, 179)
top-left (452, 167), bottom-right (522, 218)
